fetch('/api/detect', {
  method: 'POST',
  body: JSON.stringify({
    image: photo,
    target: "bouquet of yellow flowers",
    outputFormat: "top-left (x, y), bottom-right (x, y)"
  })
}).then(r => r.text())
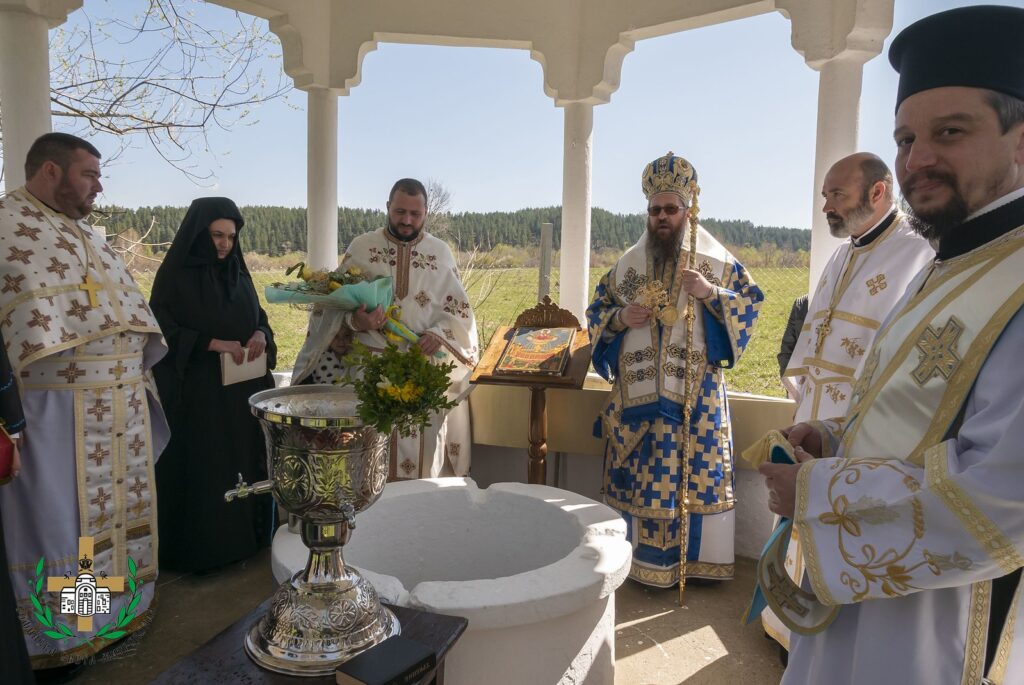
top-left (341, 342), bottom-right (457, 437)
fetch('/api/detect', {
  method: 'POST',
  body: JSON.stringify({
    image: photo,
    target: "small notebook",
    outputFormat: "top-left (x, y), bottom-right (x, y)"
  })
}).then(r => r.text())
top-left (220, 349), bottom-right (267, 386)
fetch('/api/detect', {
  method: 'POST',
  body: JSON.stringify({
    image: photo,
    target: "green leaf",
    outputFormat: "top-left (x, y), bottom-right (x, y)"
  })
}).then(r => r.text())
top-left (58, 623), bottom-right (75, 637)
top-left (117, 606), bottom-right (127, 624)
top-left (44, 630), bottom-right (66, 640)
top-left (95, 624), bottom-right (111, 637)
top-left (34, 611), bottom-right (50, 627)
top-left (35, 577), bottom-right (43, 594)
top-left (127, 557), bottom-right (137, 576)
top-left (29, 594), bottom-right (43, 613)
top-left (127, 594), bottom-right (141, 613)
top-left (35, 557), bottom-right (45, 577)
top-left (128, 577), bottom-right (136, 594)
top-left (43, 605), bottom-right (52, 623)
top-left (118, 612), bottom-right (135, 628)
top-left (105, 630), bottom-right (127, 640)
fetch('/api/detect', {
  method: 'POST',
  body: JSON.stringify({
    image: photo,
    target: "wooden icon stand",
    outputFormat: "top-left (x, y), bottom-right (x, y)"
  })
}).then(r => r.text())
top-left (470, 297), bottom-right (592, 484)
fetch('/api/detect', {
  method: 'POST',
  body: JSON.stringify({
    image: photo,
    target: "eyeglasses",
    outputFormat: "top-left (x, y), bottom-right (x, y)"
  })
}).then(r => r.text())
top-left (647, 204), bottom-right (686, 217)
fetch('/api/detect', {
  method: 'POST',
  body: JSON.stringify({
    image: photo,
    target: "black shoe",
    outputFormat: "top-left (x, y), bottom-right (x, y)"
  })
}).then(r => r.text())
top-left (33, 662), bottom-right (87, 684)
top-left (778, 644), bottom-right (789, 668)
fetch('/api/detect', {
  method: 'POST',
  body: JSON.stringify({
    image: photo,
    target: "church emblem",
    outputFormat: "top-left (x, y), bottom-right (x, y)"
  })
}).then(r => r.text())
top-left (29, 536), bottom-right (142, 643)
top-left (912, 316), bottom-right (964, 386)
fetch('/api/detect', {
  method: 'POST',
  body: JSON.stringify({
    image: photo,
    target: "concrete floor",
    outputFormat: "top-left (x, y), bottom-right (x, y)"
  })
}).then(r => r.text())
top-left (71, 551), bottom-right (784, 685)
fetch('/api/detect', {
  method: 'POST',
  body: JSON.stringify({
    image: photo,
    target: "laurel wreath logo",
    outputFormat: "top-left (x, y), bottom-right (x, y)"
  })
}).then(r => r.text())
top-left (29, 555), bottom-right (142, 646)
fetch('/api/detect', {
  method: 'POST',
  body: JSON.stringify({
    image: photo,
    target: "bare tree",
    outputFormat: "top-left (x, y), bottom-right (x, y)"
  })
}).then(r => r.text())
top-left (425, 177), bottom-right (454, 243)
top-left (1, 0), bottom-right (292, 183)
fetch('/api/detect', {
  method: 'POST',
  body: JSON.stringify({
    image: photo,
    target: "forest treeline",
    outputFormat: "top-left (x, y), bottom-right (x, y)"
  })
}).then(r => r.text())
top-left (96, 205), bottom-right (810, 260)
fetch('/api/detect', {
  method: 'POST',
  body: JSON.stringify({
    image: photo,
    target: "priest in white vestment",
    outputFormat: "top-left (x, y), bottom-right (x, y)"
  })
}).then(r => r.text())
top-left (293, 178), bottom-right (478, 479)
top-left (757, 7), bottom-right (1024, 684)
top-left (764, 153), bottom-right (933, 649)
top-left (0, 134), bottom-right (169, 669)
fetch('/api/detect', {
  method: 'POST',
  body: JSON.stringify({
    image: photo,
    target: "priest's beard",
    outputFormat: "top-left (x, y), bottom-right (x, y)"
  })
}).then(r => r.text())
top-left (901, 166), bottom-right (1007, 243)
top-left (826, 189), bottom-right (874, 238)
top-left (387, 219), bottom-right (424, 242)
top-left (646, 219), bottom-right (683, 267)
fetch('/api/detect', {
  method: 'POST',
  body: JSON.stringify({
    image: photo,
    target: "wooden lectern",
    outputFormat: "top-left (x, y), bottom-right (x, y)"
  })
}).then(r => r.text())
top-left (470, 297), bottom-right (591, 484)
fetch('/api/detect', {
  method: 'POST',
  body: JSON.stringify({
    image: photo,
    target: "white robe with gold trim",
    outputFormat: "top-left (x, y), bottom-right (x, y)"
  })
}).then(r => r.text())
top-left (784, 221), bottom-right (1024, 685)
top-left (0, 188), bottom-right (169, 666)
top-left (767, 214), bottom-right (932, 647)
top-left (292, 228), bottom-right (478, 479)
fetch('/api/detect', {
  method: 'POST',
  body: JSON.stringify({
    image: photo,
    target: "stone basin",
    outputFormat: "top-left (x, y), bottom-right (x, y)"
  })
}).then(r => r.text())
top-left (272, 477), bottom-right (631, 684)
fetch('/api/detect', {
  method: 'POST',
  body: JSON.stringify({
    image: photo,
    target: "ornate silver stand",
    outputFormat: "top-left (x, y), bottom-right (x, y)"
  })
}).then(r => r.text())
top-left (225, 386), bottom-right (399, 676)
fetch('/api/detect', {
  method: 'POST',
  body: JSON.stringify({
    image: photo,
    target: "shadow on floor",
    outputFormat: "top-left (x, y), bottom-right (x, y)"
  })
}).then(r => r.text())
top-left (614, 557), bottom-right (785, 685)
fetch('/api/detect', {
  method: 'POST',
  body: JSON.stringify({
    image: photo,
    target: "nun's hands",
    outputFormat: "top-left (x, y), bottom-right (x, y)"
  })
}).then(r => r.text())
top-left (246, 330), bottom-right (267, 361)
top-left (209, 338), bottom-right (246, 365)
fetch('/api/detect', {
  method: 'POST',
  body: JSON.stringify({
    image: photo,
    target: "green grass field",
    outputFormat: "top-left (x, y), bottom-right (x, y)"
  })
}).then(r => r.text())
top-left (135, 266), bottom-right (806, 397)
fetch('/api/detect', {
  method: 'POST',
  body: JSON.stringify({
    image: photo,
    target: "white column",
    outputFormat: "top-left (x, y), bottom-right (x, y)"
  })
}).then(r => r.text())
top-left (808, 57), bottom-right (864, 290)
top-left (0, 9), bottom-right (53, 190)
top-left (558, 102), bottom-right (593, 324)
top-left (306, 87), bottom-right (339, 271)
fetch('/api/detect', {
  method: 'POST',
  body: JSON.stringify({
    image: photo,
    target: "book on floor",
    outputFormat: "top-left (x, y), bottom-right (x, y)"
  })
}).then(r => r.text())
top-left (335, 635), bottom-right (437, 685)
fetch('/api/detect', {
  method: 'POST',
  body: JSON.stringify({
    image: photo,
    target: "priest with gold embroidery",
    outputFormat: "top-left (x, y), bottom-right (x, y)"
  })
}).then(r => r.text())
top-left (757, 6), bottom-right (1024, 684)
top-left (0, 134), bottom-right (169, 671)
top-left (587, 152), bottom-right (763, 588)
top-left (764, 153), bottom-right (933, 652)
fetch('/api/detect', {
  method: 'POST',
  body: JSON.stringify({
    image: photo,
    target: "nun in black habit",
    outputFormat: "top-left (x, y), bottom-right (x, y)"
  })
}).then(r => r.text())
top-left (150, 197), bottom-right (276, 573)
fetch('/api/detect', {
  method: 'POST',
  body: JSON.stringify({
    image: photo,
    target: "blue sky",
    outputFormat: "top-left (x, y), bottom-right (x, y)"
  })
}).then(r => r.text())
top-left (65, 0), bottom-right (994, 229)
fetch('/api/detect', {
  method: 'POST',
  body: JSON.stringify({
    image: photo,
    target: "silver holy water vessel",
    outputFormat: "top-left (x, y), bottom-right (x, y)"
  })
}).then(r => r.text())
top-left (224, 385), bottom-right (399, 676)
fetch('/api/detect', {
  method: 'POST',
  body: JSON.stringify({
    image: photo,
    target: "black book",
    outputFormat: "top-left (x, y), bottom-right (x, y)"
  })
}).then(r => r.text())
top-left (335, 635), bottom-right (437, 685)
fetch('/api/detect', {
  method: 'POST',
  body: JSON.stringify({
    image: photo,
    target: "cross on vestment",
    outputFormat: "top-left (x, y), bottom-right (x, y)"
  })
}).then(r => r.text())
top-left (46, 537), bottom-right (125, 633)
top-left (767, 561), bottom-right (809, 617)
top-left (912, 316), bottom-right (965, 385)
top-left (814, 310), bottom-right (834, 355)
top-left (79, 275), bottom-right (102, 308)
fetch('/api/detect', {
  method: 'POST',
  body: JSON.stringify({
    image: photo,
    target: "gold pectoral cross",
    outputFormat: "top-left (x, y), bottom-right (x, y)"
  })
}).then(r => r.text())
top-left (79, 275), bottom-right (102, 308)
top-left (814, 310), bottom-right (833, 355)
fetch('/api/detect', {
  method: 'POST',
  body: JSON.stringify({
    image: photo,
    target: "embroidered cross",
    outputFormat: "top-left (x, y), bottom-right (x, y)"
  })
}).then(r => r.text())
top-left (58, 362), bottom-right (86, 384)
top-left (912, 317), bottom-right (964, 386)
top-left (79, 275), bottom-right (102, 308)
top-left (128, 435), bottom-right (145, 457)
top-left (45, 256), bottom-right (72, 280)
top-left (86, 397), bottom-right (111, 422)
top-left (866, 274), bottom-right (888, 296)
top-left (414, 290), bottom-right (430, 307)
top-left (111, 361), bottom-right (127, 380)
top-left (20, 206), bottom-right (44, 221)
top-left (66, 300), bottom-right (92, 322)
top-left (15, 222), bottom-right (42, 241)
top-left (87, 445), bottom-right (109, 467)
top-left (28, 309), bottom-right (53, 332)
top-left (7, 246), bottom-right (34, 264)
top-left (130, 498), bottom-right (148, 518)
top-left (767, 562), bottom-right (809, 616)
top-left (128, 393), bottom-right (142, 414)
top-left (90, 487), bottom-right (112, 513)
top-left (618, 267), bottom-right (649, 301)
top-left (99, 314), bottom-right (118, 330)
top-left (1, 274), bottom-right (24, 294)
top-left (60, 327), bottom-right (78, 343)
top-left (19, 340), bottom-right (45, 361)
top-left (54, 235), bottom-right (77, 255)
top-left (129, 476), bottom-right (147, 500)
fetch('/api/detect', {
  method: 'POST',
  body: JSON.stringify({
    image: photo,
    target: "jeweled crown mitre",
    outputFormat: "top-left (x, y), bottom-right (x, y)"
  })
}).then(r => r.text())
top-left (642, 151), bottom-right (699, 203)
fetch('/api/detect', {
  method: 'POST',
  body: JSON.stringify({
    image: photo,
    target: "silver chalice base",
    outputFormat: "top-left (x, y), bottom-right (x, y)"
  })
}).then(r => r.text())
top-left (245, 565), bottom-right (399, 676)
top-left (226, 385), bottom-right (400, 676)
